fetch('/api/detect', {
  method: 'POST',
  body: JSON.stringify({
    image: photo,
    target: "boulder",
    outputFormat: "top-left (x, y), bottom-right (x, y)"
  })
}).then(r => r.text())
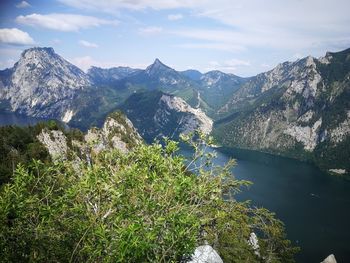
top-left (321, 254), bottom-right (337, 263)
top-left (187, 245), bottom-right (223, 263)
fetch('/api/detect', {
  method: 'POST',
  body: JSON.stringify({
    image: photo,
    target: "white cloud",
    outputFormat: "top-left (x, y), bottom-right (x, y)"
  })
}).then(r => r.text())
top-left (79, 40), bottom-right (98, 48)
top-left (261, 63), bottom-right (271, 68)
top-left (292, 53), bottom-right (304, 60)
top-left (168, 14), bottom-right (183, 21)
top-left (0, 48), bottom-right (22, 69)
top-left (58, 0), bottom-right (193, 12)
top-left (16, 13), bottom-right (119, 32)
top-left (0, 28), bottom-right (35, 45)
top-left (225, 59), bottom-right (250, 67)
top-left (138, 26), bottom-right (163, 36)
top-left (0, 59), bottom-right (17, 69)
top-left (176, 42), bottom-right (244, 52)
top-left (15, 1), bottom-right (31, 8)
top-left (58, 0), bottom-right (350, 53)
top-left (69, 56), bottom-right (97, 71)
top-left (51, 38), bottom-right (62, 44)
top-left (205, 58), bottom-right (250, 73)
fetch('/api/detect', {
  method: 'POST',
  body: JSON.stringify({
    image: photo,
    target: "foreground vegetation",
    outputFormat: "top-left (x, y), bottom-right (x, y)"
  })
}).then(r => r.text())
top-left (0, 131), bottom-right (298, 262)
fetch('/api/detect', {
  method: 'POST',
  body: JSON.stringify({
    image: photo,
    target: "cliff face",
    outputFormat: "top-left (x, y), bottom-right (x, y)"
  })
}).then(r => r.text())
top-left (38, 112), bottom-right (142, 162)
top-left (214, 49), bottom-right (350, 174)
top-left (0, 47), bottom-right (91, 122)
top-left (121, 90), bottom-right (213, 142)
top-left (85, 112), bottom-right (142, 154)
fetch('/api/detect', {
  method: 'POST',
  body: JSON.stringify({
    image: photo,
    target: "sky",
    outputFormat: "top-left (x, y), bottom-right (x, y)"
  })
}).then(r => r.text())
top-left (0, 0), bottom-right (350, 77)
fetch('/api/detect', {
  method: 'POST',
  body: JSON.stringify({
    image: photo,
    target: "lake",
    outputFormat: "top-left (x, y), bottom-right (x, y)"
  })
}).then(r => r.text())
top-left (1, 113), bottom-right (349, 262)
top-left (198, 147), bottom-right (350, 263)
top-left (0, 112), bottom-right (49, 126)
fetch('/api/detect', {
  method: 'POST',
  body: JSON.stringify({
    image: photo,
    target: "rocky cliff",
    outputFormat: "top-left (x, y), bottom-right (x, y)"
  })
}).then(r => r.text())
top-left (214, 48), bottom-right (350, 174)
top-left (38, 112), bottom-right (142, 162)
top-left (0, 47), bottom-right (91, 122)
top-left (121, 90), bottom-right (213, 142)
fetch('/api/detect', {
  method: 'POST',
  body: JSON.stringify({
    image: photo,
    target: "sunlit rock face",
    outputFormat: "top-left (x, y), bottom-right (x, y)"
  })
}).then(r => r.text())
top-left (214, 48), bottom-right (350, 174)
top-left (0, 47), bottom-right (90, 122)
top-left (121, 90), bottom-right (213, 142)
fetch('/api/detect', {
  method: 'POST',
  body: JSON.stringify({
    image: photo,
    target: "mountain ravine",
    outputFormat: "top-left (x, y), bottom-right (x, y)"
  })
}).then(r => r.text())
top-left (213, 48), bottom-right (350, 174)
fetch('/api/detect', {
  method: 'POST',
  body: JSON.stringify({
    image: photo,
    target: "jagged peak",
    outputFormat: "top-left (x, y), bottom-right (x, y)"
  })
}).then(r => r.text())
top-left (21, 47), bottom-right (56, 58)
top-left (14, 46), bottom-right (87, 76)
top-left (153, 58), bottom-right (163, 65)
top-left (145, 58), bottom-right (173, 75)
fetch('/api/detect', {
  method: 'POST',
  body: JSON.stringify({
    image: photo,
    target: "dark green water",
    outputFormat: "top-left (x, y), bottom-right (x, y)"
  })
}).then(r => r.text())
top-left (0, 112), bottom-right (48, 126)
top-left (210, 147), bottom-right (350, 262)
top-left (1, 113), bottom-right (349, 262)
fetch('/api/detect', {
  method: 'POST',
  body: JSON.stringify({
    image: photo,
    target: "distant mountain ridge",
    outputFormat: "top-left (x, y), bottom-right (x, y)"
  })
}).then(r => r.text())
top-left (0, 47), bottom-right (91, 122)
top-left (121, 90), bottom-right (213, 142)
top-left (88, 66), bottom-right (141, 85)
top-left (213, 48), bottom-right (350, 174)
top-left (0, 46), bottom-right (349, 174)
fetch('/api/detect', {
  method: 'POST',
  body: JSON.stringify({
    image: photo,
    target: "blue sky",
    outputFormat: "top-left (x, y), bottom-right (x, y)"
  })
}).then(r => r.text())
top-left (0, 0), bottom-right (350, 77)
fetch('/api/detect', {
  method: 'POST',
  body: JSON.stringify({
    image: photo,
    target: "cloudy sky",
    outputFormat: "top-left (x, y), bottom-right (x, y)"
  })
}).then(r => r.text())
top-left (0, 0), bottom-right (349, 76)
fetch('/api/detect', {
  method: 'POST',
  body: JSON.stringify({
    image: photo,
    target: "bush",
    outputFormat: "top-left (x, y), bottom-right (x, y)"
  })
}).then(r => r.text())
top-left (0, 133), bottom-right (298, 262)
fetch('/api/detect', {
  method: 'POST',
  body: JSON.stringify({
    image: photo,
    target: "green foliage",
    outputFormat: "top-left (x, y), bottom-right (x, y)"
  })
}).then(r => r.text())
top-left (0, 124), bottom-right (51, 185)
top-left (0, 132), bottom-right (298, 262)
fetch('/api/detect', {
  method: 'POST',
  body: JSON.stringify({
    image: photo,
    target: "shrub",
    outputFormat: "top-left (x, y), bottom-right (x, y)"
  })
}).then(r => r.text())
top-left (0, 132), bottom-right (298, 262)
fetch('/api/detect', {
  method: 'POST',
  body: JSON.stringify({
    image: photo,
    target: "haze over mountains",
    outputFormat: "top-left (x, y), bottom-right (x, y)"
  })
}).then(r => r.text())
top-left (0, 47), bottom-right (349, 174)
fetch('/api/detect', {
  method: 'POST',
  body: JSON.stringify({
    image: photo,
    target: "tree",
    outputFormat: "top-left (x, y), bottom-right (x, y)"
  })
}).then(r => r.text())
top-left (0, 132), bottom-right (298, 262)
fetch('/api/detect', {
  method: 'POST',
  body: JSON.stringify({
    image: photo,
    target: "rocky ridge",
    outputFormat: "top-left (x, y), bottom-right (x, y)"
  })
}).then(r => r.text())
top-left (214, 48), bottom-right (350, 174)
top-left (38, 112), bottom-right (142, 162)
top-left (0, 47), bottom-right (91, 122)
top-left (121, 90), bottom-right (213, 142)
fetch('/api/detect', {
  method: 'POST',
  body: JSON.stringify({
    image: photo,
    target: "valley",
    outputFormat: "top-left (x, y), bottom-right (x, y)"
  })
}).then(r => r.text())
top-left (1, 47), bottom-right (349, 175)
top-left (1, 1), bottom-right (349, 262)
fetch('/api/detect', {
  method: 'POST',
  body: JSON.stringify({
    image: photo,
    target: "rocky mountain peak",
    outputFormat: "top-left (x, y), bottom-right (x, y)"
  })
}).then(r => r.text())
top-left (0, 46), bottom-right (91, 121)
top-left (145, 58), bottom-right (173, 76)
top-left (201, 70), bottom-right (242, 87)
top-left (21, 47), bottom-right (55, 58)
top-left (12, 46), bottom-right (89, 88)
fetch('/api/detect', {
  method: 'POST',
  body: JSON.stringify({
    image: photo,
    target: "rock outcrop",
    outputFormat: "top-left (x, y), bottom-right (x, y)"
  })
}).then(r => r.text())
top-left (38, 112), bottom-right (142, 161)
top-left (321, 254), bottom-right (337, 263)
top-left (121, 90), bottom-right (213, 142)
top-left (85, 112), bottom-right (142, 154)
top-left (0, 47), bottom-right (91, 122)
top-left (214, 48), bottom-right (350, 174)
top-left (187, 245), bottom-right (223, 263)
top-left (37, 130), bottom-right (68, 161)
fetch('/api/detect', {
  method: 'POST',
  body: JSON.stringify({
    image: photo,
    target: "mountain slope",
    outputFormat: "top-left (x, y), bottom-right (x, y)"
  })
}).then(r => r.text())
top-left (120, 90), bottom-right (213, 142)
top-left (213, 48), bottom-right (350, 174)
top-left (0, 47), bottom-right (91, 122)
top-left (87, 66), bottom-right (141, 86)
top-left (198, 70), bottom-right (247, 113)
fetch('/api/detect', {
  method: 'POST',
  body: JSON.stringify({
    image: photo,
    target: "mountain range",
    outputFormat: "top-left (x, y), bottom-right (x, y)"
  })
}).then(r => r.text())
top-left (0, 47), bottom-right (349, 174)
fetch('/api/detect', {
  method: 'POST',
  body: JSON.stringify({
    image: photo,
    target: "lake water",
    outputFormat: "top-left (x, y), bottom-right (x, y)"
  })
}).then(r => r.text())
top-left (0, 112), bottom-right (49, 126)
top-left (196, 147), bottom-right (350, 263)
top-left (1, 113), bottom-right (349, 262)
